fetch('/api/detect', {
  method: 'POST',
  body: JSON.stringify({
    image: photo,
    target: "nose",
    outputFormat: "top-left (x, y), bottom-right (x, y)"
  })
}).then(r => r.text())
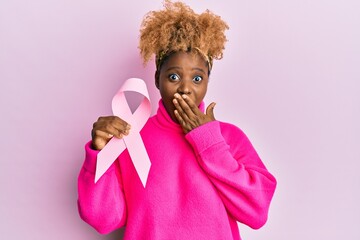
top-left (177, 80), bottom-right (191, 95)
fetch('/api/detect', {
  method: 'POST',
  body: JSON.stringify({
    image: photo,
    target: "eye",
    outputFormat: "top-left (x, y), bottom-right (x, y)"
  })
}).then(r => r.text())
top-left (169, 73), bottom-right (180, 81)
top-left (193, 75), bottom-right (203, 83)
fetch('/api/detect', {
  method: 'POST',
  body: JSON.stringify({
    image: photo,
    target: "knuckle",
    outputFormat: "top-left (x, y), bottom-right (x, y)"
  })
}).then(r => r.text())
top-left (183, 105), bottom-right (190, 111)
top-left (92, 130), bottom-right (102, 139)
top-left (105, 124), bottom-right (113, 132)
top-left (94, 129), bottom-right (103, 136)
top-left (191, 116), bottom-right (200, 124)
top-left (109, 116), bottom-right (117, 123)
top-left (114, 116), bottom-right (125, 124)
top-left (98, 116), bottom-right (105, 122)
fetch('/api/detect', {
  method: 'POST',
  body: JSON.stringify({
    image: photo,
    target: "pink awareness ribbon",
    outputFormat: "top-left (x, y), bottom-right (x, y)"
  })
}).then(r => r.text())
top-left (95, 78), bottom-right (151, 187)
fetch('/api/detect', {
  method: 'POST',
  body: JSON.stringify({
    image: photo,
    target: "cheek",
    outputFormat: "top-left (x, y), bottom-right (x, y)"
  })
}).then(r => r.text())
top-left (196, 84), bottom-right (208, 99)
top-left (160, 84), bottom-right (176, 98)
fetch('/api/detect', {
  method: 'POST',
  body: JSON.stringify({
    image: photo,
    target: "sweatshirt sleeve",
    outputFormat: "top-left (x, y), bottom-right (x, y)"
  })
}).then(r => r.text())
top-left (77, 141), bottom-right (127, 234)
top-left (185, 121), bottom-right (277, 229)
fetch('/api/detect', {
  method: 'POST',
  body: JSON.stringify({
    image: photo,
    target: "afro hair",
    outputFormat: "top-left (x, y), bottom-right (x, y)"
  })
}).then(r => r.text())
top-left (138, 0), bottom-right (229, 69)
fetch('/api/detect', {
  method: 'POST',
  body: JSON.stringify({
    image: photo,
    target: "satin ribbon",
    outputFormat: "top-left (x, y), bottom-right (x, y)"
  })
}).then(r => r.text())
top-left (95, 78), bottom-right (151, 187)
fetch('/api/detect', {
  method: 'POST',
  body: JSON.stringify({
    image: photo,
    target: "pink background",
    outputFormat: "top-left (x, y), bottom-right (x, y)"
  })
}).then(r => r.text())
top-left (1, 0), bottom-right (359, 239)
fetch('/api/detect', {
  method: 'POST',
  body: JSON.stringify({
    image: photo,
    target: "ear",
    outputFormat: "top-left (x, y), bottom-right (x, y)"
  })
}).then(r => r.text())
top-left (155, 70), bottom-right (160, 89)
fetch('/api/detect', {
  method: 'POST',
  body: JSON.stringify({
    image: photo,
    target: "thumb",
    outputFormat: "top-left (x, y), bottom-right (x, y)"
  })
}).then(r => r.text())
top-left (206, 102), bottom-right (216, 120)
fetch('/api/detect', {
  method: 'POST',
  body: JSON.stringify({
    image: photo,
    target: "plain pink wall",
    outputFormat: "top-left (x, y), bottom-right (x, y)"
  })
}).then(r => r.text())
top-left (1, 0), bottom-right (359, 239)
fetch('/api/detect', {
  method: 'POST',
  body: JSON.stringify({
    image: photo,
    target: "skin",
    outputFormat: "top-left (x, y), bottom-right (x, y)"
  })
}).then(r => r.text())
top-left (155, 51), bottom-right (216, 132)
top-left (91, 51), bottom-right (216, 150)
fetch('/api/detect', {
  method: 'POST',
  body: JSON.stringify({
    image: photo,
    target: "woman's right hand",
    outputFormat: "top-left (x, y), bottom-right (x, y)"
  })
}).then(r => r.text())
top-left (91, 116), bottom-right (131, 150)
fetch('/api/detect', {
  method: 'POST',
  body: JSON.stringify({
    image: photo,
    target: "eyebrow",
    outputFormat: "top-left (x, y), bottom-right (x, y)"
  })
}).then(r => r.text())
top-left (165, 66), bottom-right (182, 72)
top-left (192, 67), bottom-right (206, 74)
top-left (165, 66), bottom-right (207, 74)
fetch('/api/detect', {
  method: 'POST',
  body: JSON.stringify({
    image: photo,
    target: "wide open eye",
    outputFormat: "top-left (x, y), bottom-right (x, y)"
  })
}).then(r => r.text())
top-left (169, 73), bottom-right (180, 81)
top-left (193, 75), bottom-right (203, 83)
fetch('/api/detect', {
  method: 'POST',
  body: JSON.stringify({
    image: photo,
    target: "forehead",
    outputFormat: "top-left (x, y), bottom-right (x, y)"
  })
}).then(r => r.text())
top-left (162, 51), bottom-right (208, 70)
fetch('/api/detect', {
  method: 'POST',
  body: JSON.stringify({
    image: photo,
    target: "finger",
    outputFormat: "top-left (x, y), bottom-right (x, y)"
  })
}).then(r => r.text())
top-left (173, 98), bottom-right (187, 119)
top-left (101, 123), bottom-right (126, 138)
top-left (174, 109), bottom-right (185, 127)
top-left (174, 110), bottom-right (189, 133)
top-left (94, 129), bottom-right (120, 140)
top-left (92, 130), bottom-right (114, 150)
top-left (173, 99), bottom-right (194, 129)
top-left (179, 94), bottom-right (200, 114)
top-left (206, 102), bottom-right (216, 120)
top-left (174, 93), bottom-right (196, 118)
top-left (98, 116), bottom-right (131, 131)
top-left (111, 116), bottom-right (131, 134)
top-left (99, 116), bottom-right (131, 136)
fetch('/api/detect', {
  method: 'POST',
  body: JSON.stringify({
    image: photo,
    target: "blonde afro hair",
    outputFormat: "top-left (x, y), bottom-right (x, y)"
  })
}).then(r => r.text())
top-left (139, 0), bottom-right (229, 70)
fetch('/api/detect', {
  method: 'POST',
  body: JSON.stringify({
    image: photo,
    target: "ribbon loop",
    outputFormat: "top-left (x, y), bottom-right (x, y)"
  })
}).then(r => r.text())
top-left (95, 78), bottom-right (152, 187)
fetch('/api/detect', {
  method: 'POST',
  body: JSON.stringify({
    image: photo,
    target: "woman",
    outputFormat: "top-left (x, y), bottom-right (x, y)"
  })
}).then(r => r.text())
top-left (78, 1), bottom-right (276, 239)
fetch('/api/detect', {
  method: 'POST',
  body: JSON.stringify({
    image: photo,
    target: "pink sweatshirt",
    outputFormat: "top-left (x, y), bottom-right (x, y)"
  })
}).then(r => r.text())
top-left (78, 100), bottom-right (276, 240)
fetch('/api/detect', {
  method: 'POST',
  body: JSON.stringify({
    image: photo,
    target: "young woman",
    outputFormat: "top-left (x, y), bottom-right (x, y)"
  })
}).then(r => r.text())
top-left (78, 1), bottom-right (276, 239)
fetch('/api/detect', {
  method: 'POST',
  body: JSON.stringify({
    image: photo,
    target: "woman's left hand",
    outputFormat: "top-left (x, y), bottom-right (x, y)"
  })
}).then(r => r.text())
top-left (173, 93), bottom-right (216, 134)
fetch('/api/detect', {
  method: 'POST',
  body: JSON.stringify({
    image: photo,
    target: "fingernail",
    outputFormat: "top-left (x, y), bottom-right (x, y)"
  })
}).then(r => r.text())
top-left (126, 124), bottom-right (131, 129)
top-left (182, 94), bottom-right (187, 99)
top-left (174, 93), bottom-right (180, 98)
top-left (108, 134), bottom-right (114, 138)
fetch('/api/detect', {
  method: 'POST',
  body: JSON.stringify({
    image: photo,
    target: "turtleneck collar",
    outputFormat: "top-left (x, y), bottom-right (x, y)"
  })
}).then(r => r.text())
top-left (154, 99), bottom-right (205, 133)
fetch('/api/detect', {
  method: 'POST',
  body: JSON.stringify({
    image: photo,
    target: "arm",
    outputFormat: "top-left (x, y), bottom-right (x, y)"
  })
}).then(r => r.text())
top-left (77, 142), bottom-right (127, 234)
top-left (172, 94), bottom-right (276, 228)
top-left (185, 121), bottom-right (277, 229)
top-left (78, 116), bottom-right (131, 233)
